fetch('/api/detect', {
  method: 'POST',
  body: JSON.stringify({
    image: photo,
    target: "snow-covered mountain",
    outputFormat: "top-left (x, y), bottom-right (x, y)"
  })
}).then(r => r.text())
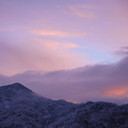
top-left (0, 83), bottom-right (128, 128)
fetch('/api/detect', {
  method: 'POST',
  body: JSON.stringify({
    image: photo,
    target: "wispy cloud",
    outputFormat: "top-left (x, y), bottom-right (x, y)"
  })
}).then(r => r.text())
top-left (65, 5), bottom-right (97, 19)
top-left (30, 29), bottom-right (87, 37)
top-left (75, 4), bottom-right (99, 9)
top-left (115, 47), bottom-right (128, 57)
top-left (32, 37), bottom-right (79, 51)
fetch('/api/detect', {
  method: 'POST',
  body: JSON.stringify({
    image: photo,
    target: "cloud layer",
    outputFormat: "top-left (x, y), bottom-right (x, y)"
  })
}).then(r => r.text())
top-left (1, 55), bottom-right (128, 105)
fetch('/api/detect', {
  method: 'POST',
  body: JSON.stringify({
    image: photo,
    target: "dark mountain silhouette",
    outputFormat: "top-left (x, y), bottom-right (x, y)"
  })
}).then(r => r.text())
top-left (1, 83), bottom-right (32, 92)
top-left (0, 83), bottom-right (128, 128)
top-left (0, 83), bottom-right (32, 99)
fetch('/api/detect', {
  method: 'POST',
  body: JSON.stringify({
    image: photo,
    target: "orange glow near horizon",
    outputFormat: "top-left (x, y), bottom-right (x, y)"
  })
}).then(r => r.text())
top-left (104, 86), bottom-right (128, 97)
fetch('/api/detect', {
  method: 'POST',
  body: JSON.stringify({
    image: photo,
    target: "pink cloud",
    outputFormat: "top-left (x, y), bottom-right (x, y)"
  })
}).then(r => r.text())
top-left (32, 37), bottom-right (79, 51)
top-left (75, 4), bottom-right (99, 9)
top-left (0, 38), bottom-right (87, 76)
top-left (66, 5), bottom-right (97, 19)
top-left (30, 29), bottom-right (87, 37)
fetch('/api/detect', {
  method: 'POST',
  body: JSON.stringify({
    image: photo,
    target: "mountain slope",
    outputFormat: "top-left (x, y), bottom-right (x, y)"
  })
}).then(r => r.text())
top-left (0, 83), bottom-right (128, 128)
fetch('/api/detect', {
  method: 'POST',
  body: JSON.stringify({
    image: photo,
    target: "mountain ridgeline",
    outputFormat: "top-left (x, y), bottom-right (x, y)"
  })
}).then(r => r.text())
top-left (0, 83), bottom-right (128, 128)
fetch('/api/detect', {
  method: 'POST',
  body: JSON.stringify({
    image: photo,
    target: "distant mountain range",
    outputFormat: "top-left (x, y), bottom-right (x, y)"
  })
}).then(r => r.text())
top-left (0, 83), bottom-right (128, 128)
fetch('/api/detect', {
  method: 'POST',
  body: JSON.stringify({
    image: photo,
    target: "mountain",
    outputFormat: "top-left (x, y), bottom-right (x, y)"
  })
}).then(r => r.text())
top-left (0, 83), bottom-right (128, 128)
top-left (0, 83), bottom-right (32, 97)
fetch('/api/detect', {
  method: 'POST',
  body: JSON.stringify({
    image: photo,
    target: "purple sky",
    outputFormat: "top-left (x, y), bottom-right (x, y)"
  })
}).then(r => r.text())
top-left (0, 0), bottom-right (128, 104)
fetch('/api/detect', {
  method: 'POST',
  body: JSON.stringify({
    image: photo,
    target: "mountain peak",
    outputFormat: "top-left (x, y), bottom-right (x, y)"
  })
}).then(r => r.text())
top-left (2, 83), bottom-right (32, 92)
top-left (8, 83), bottom-right (31, 92)
top-left (0, 83), bottom-right (32, 98)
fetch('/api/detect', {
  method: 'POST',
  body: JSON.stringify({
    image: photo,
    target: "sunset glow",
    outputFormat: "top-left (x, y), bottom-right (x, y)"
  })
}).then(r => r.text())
top-left (0, 0), bottom-right (128, 104)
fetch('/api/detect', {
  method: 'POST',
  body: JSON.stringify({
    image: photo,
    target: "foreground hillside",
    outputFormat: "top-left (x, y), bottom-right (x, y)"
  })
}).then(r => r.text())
top-left (0, 83), bottom-right (128, 128)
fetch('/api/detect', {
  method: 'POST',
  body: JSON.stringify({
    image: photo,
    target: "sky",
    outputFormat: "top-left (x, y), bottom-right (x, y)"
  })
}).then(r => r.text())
top-left (0, 0), bottom-right (128, 104)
